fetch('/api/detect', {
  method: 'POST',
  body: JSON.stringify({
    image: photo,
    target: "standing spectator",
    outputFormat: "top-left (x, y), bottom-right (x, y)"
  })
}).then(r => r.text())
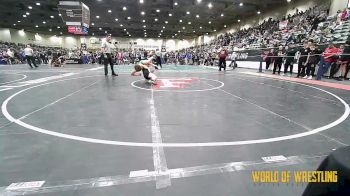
top-left (7, 48), bottom-right (14, 65)
top-left (304, 43), bottom-right (322, 80)
top-left (283, 43), bottom-right (297, 76)
top-left (218, 48), bottom-right (228, 71)
top-left (24, 45), bottom-right (38, 68)
top-left (316, 43), bottom-right (339, 80)
top-left (296, 41), bottom-right (310, 78)
top-left (273, 46), bottom-right (285, 75)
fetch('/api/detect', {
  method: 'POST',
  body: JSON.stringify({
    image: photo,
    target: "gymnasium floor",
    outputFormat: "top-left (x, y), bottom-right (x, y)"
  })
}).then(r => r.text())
top-left (0, 63), bottom-right (349, 196)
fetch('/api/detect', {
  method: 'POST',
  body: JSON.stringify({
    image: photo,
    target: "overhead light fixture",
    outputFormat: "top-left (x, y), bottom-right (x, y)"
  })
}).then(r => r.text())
top-left (208, 21), bottom-right (211, 24)
top-left (182, 27), bottom-right (185, 29)
top-left (92, 33), bottom-right (95, 36)
top-left (200, 26), bottom-right (202, 29)
top-left (221, 13), bottom-right (224, 17)
top-left (178, 30), bottom-right (181, 33)
top-left (36, 2), bottom-right (40, 6)
top-left (123, 6), bottom-right (127, 11)
top-left (197, 0), bottom-right (202, 3)
top-left (127, 16), bottom-right (131, 20)
top-left (193, 30), bottom-right (196, 32)
top-left (58, 13), bottom-right (61, 16)
top-left (124, 29), bottom-right (127, 31)
top-left (188, 22), bottom-right (191, 24)
top-left (35, 25), bottom-right (38, 28)
top-left (179, 19), bottom-right (182, 22)
top-left (96, 16), bottom-right (100, 19)
top-left (186, 11), bottom-right (190, 15)
top-left (165, 21), bottom-right (168, 24)
top-left (50, 15), bottom-right (54, 18)
top-left (49, 29), bottom-right (52, 31)
top-left (22, 15), bottom-right (27, 18)
top-left (287, 0), bottom-right (291, 2)
top-left (105, 30), bottom-right (107, 33)
top-left (162, 26), bottom-right (165, 29)
top-left (99, 27), bottom-right (102, 30)
top-left (257, 11), bottom-right (261, 14)
top-left (239, 2), bottom-right (243, 6)
top-left (120, 24), bottom-right (123, 27)
top-left (28, 6), bottom-right (32, 9)
top-left (156, 9), bottom-right (160, 13)
top-left (174, 2), bottom-right (178, 6)
top-left (115, 18), bottom-right (118, 21)
top-left (57, 26), bottom-right (60, 28)
top-left (60, 32), bottom-right (63, 35)
top-left (42, 21), bottom-right (46, 24)
top-left (108, 10), bottom-right (112, 13)
top-left (129, 34), bottom-right (131, 37)
top-left (143, 25), bottom-right (146, 28)
top-left (196, 14), bottom-right (199, 18)
top-left (154, 18), bottom-right (158, 21)
top-left (91, 23), bottom-right (94, 26)
top-left (26, 12), bottom-right (30, 15)
top-left (141, 11), bottom-right (145, 15)
top-left (169, 13), bottom-right (172, 16)
top-left (140, 0), bottom-right (144, 4)
top-left (144, 29), bottom-right (146, 31)
top-left (160, 30), bottom-right (163, 32)
top-left (208, 3), bottom-right (212, 8)
top-left (224, 25), bottom-right (227, 28)
top-left (17, 20), bottom-right (21, 23)
top-left (237, 19), bottom-right (241, 22)
top-left (13, 24), bottom-right (16, 26)
top-left (142, 20), bottom-right (146, 22)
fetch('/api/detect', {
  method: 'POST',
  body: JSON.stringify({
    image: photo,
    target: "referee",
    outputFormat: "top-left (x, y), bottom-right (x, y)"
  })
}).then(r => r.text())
top-left (101, 34), bottom-right (117, 76)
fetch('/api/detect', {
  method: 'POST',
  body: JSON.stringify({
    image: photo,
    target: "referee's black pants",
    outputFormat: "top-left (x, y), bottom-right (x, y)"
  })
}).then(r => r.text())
top-left (102, 53), bottom-right (116, 76)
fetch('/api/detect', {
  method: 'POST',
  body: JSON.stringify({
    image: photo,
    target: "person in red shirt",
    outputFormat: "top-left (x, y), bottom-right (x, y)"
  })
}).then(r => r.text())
top-left (316, 43), bottom-right (339, 80)
top-left (218, 48), bottom-right (228, 71)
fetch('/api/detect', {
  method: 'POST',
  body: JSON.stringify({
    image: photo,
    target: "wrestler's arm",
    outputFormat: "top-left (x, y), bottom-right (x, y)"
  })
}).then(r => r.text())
top-left (131, 70), bottom-right (141, 76)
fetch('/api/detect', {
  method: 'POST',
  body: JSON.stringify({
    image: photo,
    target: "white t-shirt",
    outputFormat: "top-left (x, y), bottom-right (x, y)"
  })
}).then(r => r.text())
top-left (7, 49), bottom-right (14, 58)
top-left (24, 47), bottom-right (34, 56)
top-left (101, 39), bottom-right (113, 54)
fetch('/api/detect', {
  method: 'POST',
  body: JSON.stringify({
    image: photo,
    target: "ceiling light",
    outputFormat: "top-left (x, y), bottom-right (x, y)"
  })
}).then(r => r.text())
top-left (182, 27), bottom-right (185, 29)
top-left (91, 23), bottom-right (94, 26)
top-left (127, 16), bottom-right (131, 20)
top-left (92, 33), bottom-right (95, 35)
top-left (99, 27), bottom-right (102, 30)
top-left (169, 13), bottom-right (172, 16)
top-left (141, 11), bottom-right (145, 15)
top-left (60, 32), bottom-right (63, 35)
top-left (196, 14), bottom-right (199, 18)
top-left (129, 35), bottom-right (131, 37)
top-left (224, 25), bottom-right (227, 28)
top-left (208, 3), bottom-right (212, 8)
top-left (144, 29), bottom-right (146, 31)
top-left (206, 33), bottom-right (208, 35)
top-left (124, 29), bottom-right (126, 31)
top-left (156, 9), bottom-right (160, 12)
top-left (123, 6), bottom-right (127, 11)
top-left (162, 26), bottom-right (165, 29)
top-left (26, 12), bottom-right (30, 15)
top-left (188, 22), bottom-right (191, 24)
top-left (287, 0), bottom-right (291, 2)
top-left (257, 11), bottom-right (261, 14)
top-left (17, 21), bottom-right (21, 23)
top-left (13, 24), bottom-right (16, 26)
top-left (120, 24), bottom-right (123, 27)
top-left (50, 15), bottom-right (54, 18)
top-left (221, 13), bottom-right (224, 17)
top-left (165, 21), bottom-right (168, 24)
top-left (159, 36), bottom-right (161, 38)
top-left (22, 15), bottom-right (27, 18)
top-left (96, 16), bottom-right (100, 19)
top-left (140, 0), bottom-right (144, 3)
top-left (36, 2), bottom-right (40, 6)
top-left (142, 20), bottom-right (146, 22)
top-left (197, 0), bottom-right (202, 3)
top-left (179, 19), bottom-right (182, 22)
top-left (174, 2), bottom-right (178, 6)
top-left (57, 26), bottom-right (60, 28)
top-left (238, 19), bottom-right (241, 22)
top-left (178, 30), bottom-right (181, 33)
top-left (115, 18), bottom-right (118, 21)
top-left (105, 30), bottom-right (107, 33)
top-left (193, 30), bottom-right (196, 32)
top-left (155, 18), bottom-right (158, 21)
top-left (49, 29), bottom-right (52, 31)
top-left (239, 2), bottom-right (243, 6)
top-left (160, 30), bottom-right (163, 32)
top-left (42, 21), bottom-right (46, 24)
top-left (28, 6), bottom-right (32, 9)
top-left (143, 25), bottom-right (146, 28)
top-left (35, 25), bottom-right (38, 28)
top-left (200, 26), bottom-right (202, 29)
top-left (186, 11), bottom-right (190, 15)
top-left (58, 13), bottom-right (61, 16)
top-left (208, 21), bottom-right (211, 24)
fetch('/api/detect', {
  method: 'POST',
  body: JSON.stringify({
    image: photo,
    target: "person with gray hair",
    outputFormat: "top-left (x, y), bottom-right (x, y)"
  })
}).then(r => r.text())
top-left (24, 44), bottom-right (38, 68)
